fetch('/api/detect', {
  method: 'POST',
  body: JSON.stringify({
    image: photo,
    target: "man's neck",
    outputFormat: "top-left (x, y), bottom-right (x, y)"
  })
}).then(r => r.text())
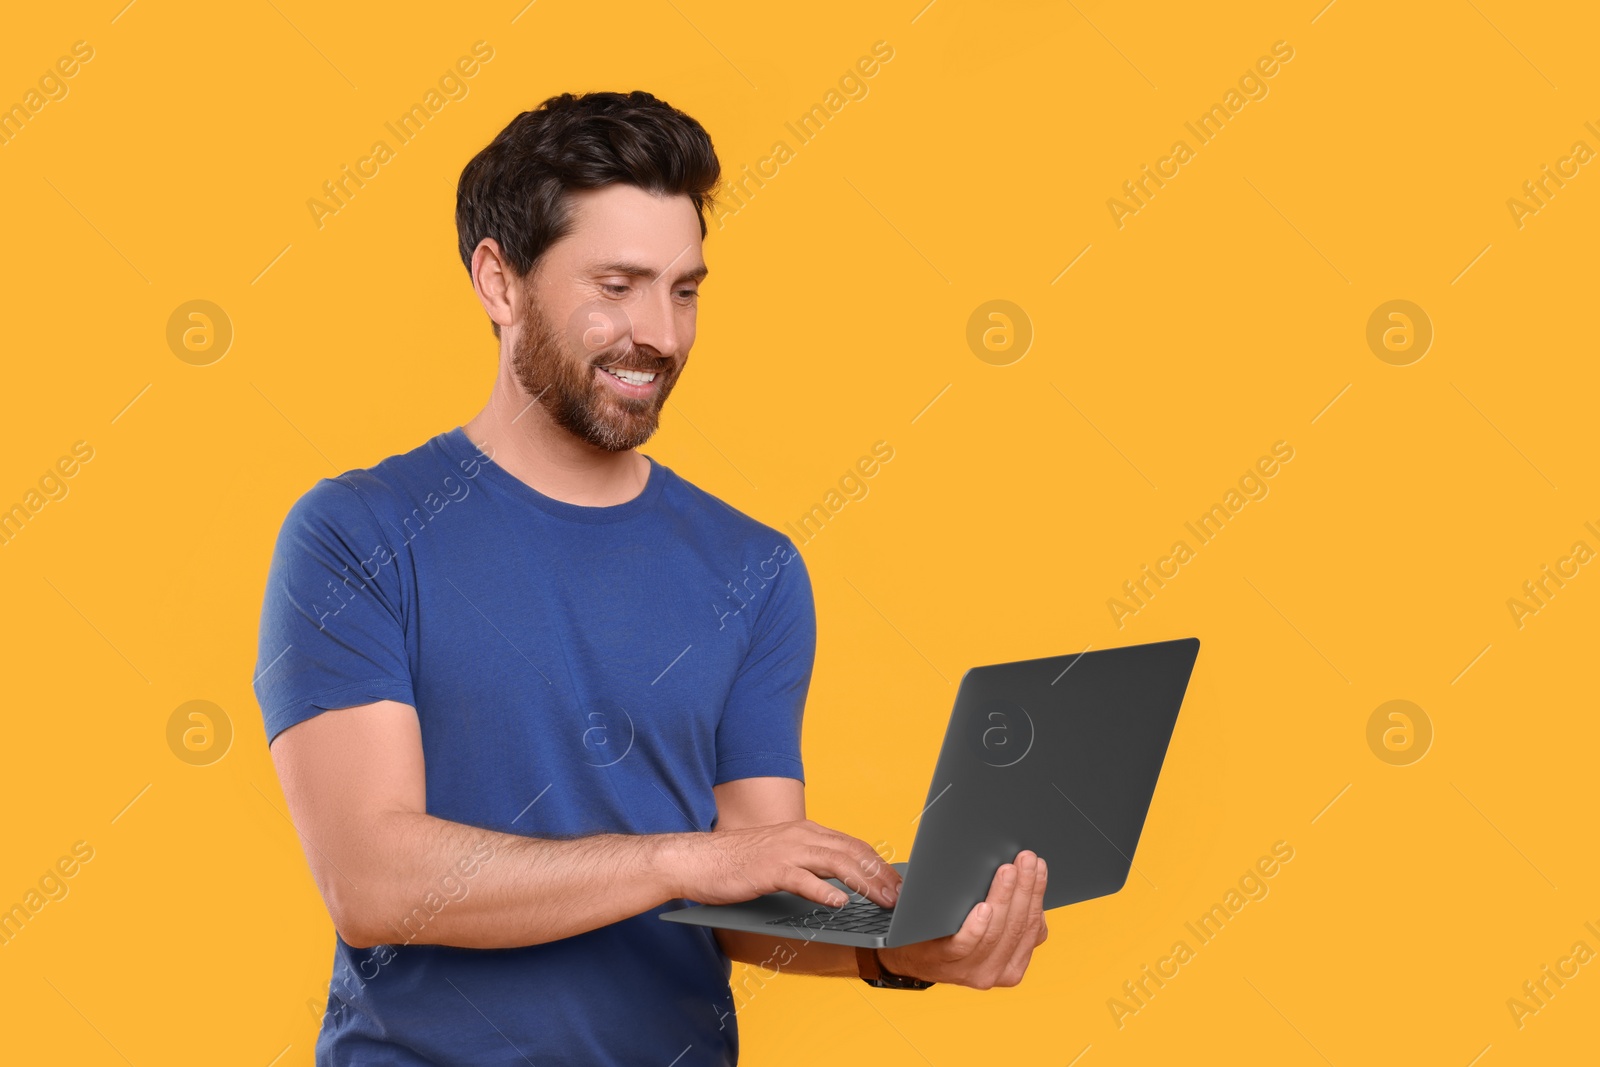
top-left (463, 368), bottom-right (650, 507)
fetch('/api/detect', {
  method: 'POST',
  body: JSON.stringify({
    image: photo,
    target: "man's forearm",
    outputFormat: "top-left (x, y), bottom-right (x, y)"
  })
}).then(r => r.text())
top-left (332, 810), bottom-right (682, 950)
top-left (714, 928), bottom-right (858, 977)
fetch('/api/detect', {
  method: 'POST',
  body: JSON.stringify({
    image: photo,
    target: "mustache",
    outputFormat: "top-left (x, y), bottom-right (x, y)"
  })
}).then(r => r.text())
top-left (593, 350), bottom-right (673, 374)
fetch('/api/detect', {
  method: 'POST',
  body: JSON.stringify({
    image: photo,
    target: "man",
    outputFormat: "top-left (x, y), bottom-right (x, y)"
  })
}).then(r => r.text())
top-left (255, 90), bottom-right (1047, 1066)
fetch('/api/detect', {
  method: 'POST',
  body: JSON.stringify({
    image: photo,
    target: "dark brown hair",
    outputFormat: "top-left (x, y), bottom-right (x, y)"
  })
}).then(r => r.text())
top-left (455, 91), bottom-right (722, 336)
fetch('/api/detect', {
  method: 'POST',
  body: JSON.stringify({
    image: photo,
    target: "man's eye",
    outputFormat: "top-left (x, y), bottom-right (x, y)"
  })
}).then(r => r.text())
top-left (676, 290), bottom-right (699, 301)
top-left (602, 284), bottom-right (630, 295)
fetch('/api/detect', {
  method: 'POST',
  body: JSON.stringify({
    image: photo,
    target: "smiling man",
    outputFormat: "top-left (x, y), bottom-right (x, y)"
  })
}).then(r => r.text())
top-left (254, 90), bottom-right (1047, 1066)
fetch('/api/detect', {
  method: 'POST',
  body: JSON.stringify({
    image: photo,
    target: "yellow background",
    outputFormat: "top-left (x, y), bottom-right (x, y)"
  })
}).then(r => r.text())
top-left (3, 1), bottom-right (1597, 1063)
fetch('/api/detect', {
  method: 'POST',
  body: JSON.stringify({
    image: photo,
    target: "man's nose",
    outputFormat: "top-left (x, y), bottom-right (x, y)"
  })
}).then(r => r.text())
top-left (628, 283), bottom-right (682, 357)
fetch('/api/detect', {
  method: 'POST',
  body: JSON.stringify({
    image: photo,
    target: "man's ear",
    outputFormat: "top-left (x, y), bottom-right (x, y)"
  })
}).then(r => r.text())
top-left (470, 237), bottom-right (521, 337)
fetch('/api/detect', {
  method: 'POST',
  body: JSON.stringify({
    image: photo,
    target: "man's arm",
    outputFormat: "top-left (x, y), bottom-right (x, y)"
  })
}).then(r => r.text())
top-left (710, 776), bottom-right (1052, 989)
top-left (268, 700), bottom-right (902, 950)
top-left (710, 777), bottom-right (878, 977)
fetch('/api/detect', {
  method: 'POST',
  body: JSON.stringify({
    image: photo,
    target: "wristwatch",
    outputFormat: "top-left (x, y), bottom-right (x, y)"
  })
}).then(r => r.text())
top-left (857, 946), bottom-right (935, 989)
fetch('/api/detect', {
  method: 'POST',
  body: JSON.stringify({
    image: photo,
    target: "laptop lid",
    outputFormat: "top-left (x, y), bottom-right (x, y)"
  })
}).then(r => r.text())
top-left (883, 637), bottom-right (1200, 947)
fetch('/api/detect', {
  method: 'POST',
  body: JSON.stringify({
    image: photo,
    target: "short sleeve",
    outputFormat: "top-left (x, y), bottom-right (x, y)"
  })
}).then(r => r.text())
top-left (713, 539), bottom-right (815, 785)
top-left (253, 477), bottom-right (415, 744)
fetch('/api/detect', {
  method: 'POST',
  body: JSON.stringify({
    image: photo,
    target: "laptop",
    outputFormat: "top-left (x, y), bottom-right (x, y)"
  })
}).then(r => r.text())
top-left (660, 636), bottom-right (1201, 948)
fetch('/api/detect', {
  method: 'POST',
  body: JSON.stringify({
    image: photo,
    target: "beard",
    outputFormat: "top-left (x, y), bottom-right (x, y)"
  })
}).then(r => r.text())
top-left (510, 291), bottom-right (680, 453)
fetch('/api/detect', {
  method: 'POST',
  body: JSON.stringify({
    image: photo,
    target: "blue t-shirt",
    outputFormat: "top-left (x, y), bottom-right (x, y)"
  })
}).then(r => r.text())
top-left (252, 426), bottom-right (815, 1066)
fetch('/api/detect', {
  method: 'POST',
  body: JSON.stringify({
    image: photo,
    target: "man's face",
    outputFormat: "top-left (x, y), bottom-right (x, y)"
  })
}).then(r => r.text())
top-left (509, 184), bottom-right (706, 452)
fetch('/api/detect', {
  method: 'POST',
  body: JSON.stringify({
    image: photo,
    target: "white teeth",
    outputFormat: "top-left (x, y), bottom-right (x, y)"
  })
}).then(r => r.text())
top-left (602, 367), bottom-right (656, 385)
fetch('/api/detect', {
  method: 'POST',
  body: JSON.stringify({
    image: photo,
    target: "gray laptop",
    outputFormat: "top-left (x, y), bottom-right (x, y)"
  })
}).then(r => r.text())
top-left (660, 636), bottom-right (1201, 948)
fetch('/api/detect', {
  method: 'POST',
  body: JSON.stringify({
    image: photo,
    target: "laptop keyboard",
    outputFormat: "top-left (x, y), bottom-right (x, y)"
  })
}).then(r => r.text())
top-left (765, 899), bottom-right (893, 934)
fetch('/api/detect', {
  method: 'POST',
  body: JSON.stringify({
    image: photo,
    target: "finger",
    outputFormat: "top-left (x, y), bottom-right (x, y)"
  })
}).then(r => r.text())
top-left (824, 830), bottom-right (903, 904)
top-left (1029, 857), bottom-right (1049, 944)
top-left (942, 899), bottom-right (995, 959)
top-left (1000, 943), bottom-right (1037, 988)
top-left (779, 867), bottom-right (858, 909)
top-left (1013, 854), bottom-right (1045, 936)
top-left (998, 851), bottom-right (1040, 950)
top-left (975, 862), bottom-right (1018, 956)
top-left (806, 828), bottom-right (902, 906)
top-left (1003, 856), bottom-right (1049, 977)
top-left (794, 843), bottom-right (896, 909)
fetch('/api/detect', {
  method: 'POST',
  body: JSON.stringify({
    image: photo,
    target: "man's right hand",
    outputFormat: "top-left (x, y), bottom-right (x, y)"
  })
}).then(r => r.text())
top-left (667, 819), bottom-right (901, 910)
top-left (271, 705), bottom-right (892, 950)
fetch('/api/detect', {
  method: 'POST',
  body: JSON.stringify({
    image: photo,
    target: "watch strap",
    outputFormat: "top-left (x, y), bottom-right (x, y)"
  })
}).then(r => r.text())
top-left (856, 946), bottom-right (935, 989)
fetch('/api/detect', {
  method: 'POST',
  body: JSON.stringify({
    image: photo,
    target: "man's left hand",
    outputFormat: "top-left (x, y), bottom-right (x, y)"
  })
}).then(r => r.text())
top-left (876, 849), bottom-right (1048, 989)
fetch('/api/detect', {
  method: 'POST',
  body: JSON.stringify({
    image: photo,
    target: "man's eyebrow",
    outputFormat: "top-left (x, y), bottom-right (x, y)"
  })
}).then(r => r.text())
top-left (592, 260), bottom-right (709, 284)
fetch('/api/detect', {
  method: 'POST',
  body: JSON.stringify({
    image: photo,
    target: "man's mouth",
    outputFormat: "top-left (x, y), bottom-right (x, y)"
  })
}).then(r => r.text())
top-left (595, 363), bottom-right (664, 398)
top-left (598, 366), bottom-right (658, 385)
